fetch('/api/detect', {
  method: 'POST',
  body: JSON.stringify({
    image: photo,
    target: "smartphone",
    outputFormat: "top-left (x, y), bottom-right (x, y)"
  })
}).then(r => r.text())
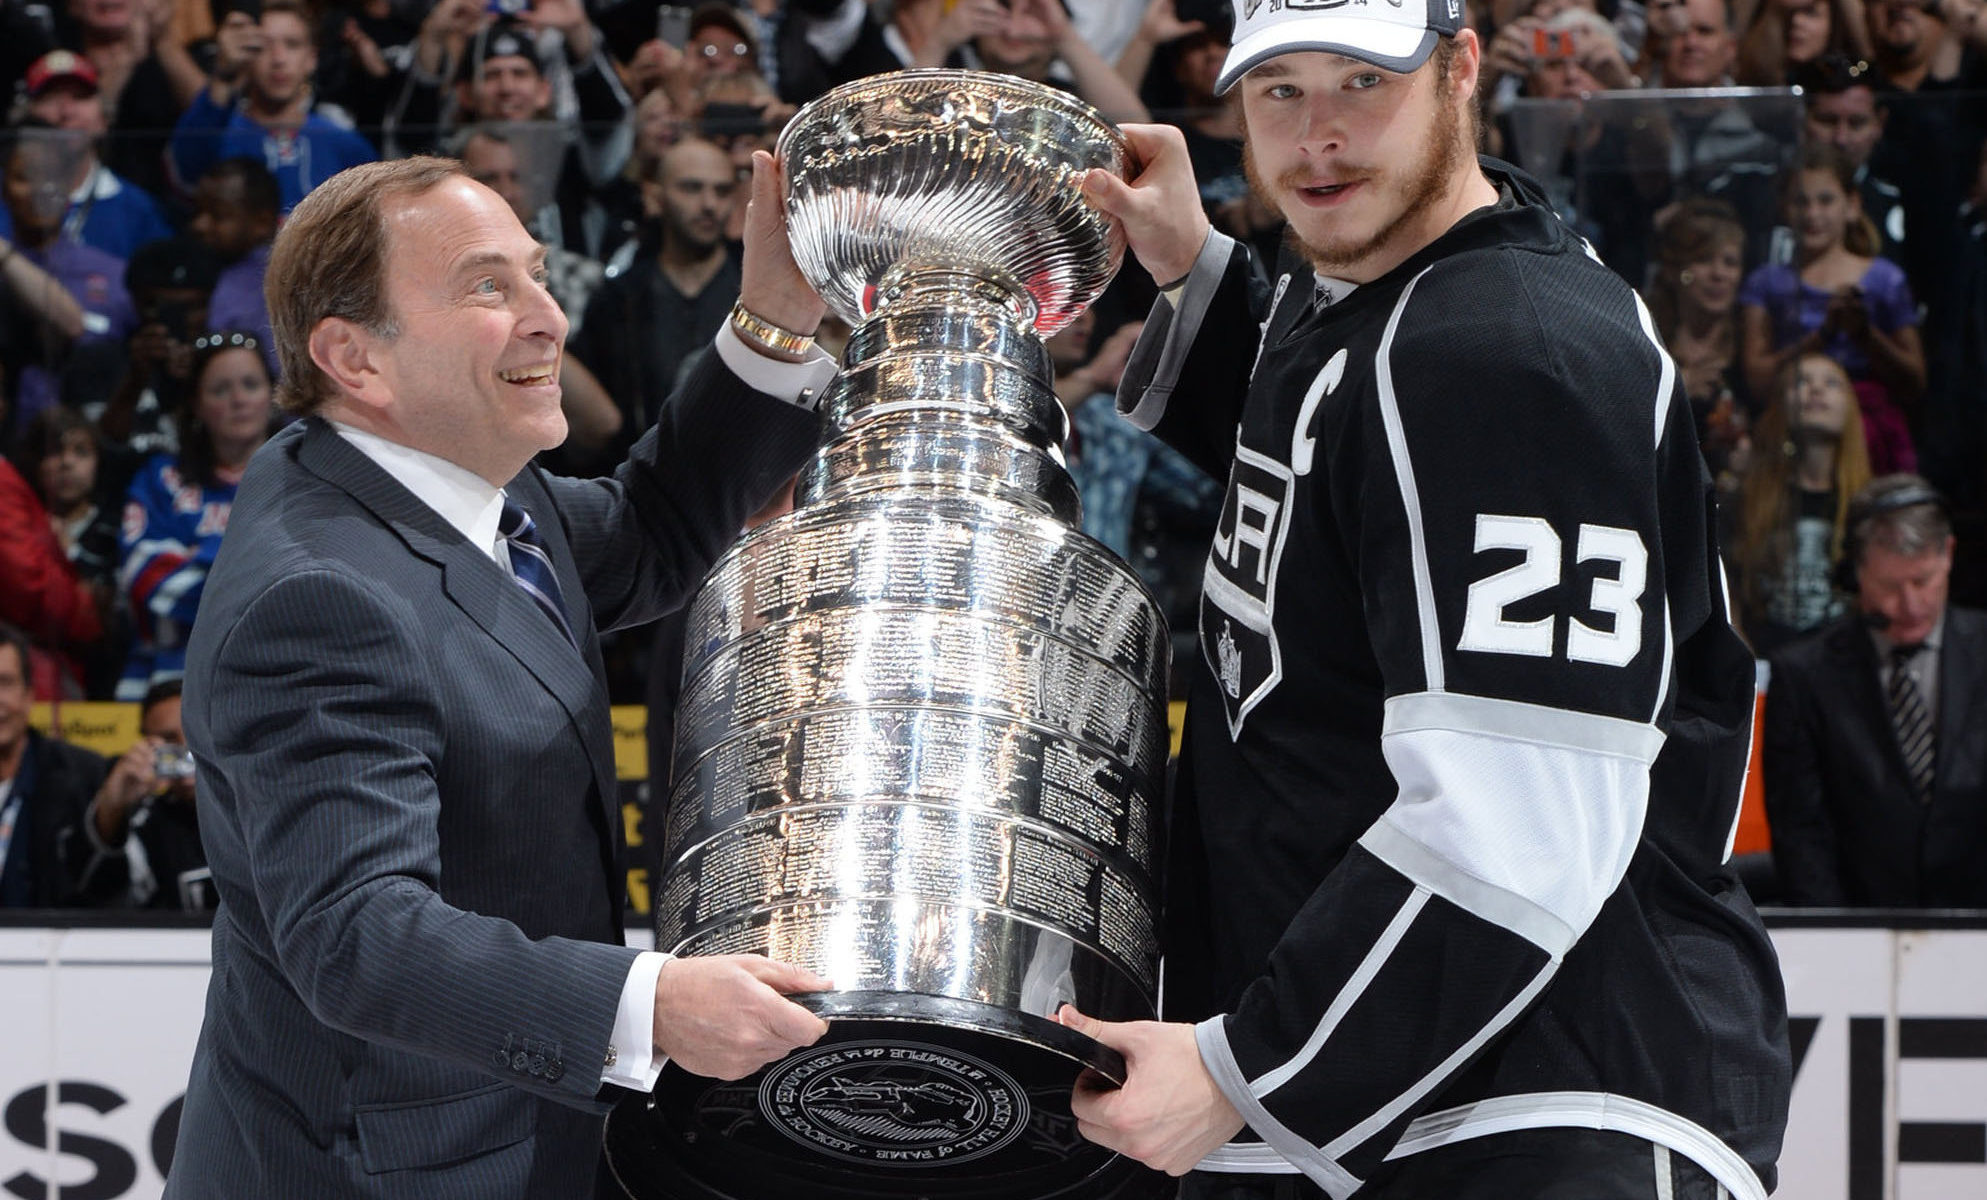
top-left (1533, 28), bottom-right (1577, 59)
top-left (657, 4), bottom-right (691, 47)
top-left (487, 0), bottom-right (528, 15)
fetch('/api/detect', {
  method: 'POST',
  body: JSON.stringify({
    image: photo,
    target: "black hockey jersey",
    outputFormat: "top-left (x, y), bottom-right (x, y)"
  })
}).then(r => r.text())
top-left (1118, 162), bottom-right (1791, 1198)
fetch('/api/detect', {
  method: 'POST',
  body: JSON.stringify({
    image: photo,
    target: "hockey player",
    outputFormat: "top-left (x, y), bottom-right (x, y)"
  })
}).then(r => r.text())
top-left (1059, 0), bottom-right (1793, 1196)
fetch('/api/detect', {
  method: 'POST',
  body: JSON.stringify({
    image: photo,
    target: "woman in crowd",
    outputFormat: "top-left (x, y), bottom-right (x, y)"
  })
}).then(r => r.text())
top-left (1648, 198), bottom-right (1752, 487)
top-left (116, 330), bottom-right (271, 701)
top-left (1736, 0), bottom-right (1867, 85)
top-left (1740, 145), bottom-right (1925, 473)
top-left (1729, 352), bottom-right (1872, 653)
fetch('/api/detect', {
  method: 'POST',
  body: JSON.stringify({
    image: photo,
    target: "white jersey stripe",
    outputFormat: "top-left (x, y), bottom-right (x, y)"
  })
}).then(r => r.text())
top-left (1387, 1091), bottom-right (1768, 1200)
top-left (1629, 289), bottom-right (1678, 449)
top-left (1250, 888), bottom-right (1431, 1097)
top-left (1373, 267), bottom-right (1443, 692)
top-left (1323, 963), bottom-right (1558, 1159)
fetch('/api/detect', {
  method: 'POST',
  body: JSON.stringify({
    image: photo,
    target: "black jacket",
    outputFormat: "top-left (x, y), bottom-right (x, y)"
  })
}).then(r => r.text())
top-left (1120, 160), bottom-right (1790, 1198)
top-left (1765, 607), bottom-right (1987, 907)
top-left (2, 729), bottom-right (109, 909)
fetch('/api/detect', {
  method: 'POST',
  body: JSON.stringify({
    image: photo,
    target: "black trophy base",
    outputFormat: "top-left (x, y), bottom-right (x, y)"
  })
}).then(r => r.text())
top-left (605, 992), bottom-right (1169, 1200)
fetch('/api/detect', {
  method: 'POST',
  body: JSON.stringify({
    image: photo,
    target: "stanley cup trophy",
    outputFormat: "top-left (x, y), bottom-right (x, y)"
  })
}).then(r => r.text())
top-left (605, 70), bottom-right (1171, 1200)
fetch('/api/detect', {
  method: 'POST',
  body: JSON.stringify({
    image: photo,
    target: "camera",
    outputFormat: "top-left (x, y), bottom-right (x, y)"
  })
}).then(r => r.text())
top-left (1533, 28), bottom-right (1577, 59)
top-left (154, 743), bottom-right (197, 782)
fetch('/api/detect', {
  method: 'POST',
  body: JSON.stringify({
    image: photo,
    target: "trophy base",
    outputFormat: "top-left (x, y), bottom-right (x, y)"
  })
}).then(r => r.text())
top-left (605, 992), bottom-right (1163, 1200)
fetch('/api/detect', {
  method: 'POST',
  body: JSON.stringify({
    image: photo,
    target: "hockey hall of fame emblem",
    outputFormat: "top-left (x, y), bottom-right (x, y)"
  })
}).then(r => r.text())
top-left (759, 1040), bottom-right (1029, 1167)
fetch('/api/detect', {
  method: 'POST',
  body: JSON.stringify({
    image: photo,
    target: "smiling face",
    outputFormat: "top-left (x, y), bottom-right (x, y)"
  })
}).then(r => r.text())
top-left (472, 55), bottom-right (552, 122)
top-left (1683, 237), bottom-right (1744, 315)
top-left (1785, 165), bottom-right (1855, 255)
top-left (1239, 43), bottom-right (1477, 283)
top-left (362, 178), bottom-right (569, 483)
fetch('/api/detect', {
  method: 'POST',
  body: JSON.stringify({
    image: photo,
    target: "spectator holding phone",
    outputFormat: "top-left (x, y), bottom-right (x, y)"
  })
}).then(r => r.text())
top-left (1740, 145), bottom-right (1925, 471)
top-left (66, 678), bottom-right (213, 908)
top-left (169, 0), bottom-right (376, 214)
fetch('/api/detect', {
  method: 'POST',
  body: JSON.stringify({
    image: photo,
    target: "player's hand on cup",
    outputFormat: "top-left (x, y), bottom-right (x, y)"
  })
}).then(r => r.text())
top-left (1080, 123), bottom-right (1211, 288)
top-left (1059, 1003), bottom-right (1246, 1176)
top-left (652, 954), bottom-right (833, 1080)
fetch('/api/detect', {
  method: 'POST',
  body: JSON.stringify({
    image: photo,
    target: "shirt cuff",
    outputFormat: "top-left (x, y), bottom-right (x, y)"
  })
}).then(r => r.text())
top-left (714, 320), bottom-right (840, 411)
top-left (80, 796), bottom-right (132, 853)
top-left (601, 950), bottom-right (672, 1091)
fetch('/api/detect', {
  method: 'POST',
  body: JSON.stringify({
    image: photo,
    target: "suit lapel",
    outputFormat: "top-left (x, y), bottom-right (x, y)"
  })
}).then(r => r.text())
top-left (1830, 622), bottom-right (1918, 787)
top-left (502, 466), bottom-right (622, 840)
top-left (293, 421), bottom-right (617, 824)
top-left (1933, 611), bottom-right (1984, 792)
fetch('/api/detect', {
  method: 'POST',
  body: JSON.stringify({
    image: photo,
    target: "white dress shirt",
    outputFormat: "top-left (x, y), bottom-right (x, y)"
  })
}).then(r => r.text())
top-left (329, 324), bottom-right (834, 1089)
top-left (331, 420), bottom-right (670, 1091)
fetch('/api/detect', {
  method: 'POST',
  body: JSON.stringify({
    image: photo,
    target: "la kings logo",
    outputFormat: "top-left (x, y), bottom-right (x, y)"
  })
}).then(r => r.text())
top-left (1202, 349), bottom-right (1348, 737)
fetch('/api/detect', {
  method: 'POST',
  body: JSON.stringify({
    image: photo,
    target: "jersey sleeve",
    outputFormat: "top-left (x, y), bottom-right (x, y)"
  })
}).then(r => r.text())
top-left (1199, 250), bottom-right (1697, 1193)
top-left (1117, 230), bottom-right (1273, 482)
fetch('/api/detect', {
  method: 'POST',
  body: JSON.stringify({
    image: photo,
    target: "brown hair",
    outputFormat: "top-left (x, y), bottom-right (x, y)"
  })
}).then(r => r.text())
top-left (260, 0), bottom-right (317, 43)
top-left (266, 156), bottom-right (466, 414)
top-left (1646, 197), bottom-right (1746, 345)
top-left (1434, 36), bottom-right (1485, 149)
top-left (1786, 143), bottom-right (1879, 258)
top-left (1733, 351), bottom-right (1871, 617)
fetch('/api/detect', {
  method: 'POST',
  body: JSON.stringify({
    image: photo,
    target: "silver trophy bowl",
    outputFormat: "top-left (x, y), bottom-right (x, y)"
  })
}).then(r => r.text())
top-left (608, 71), bottom-right (1169, 1200)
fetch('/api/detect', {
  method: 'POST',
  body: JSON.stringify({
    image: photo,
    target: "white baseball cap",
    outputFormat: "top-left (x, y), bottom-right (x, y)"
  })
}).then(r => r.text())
top-left (1216, 0), bottom-right (1467, 93)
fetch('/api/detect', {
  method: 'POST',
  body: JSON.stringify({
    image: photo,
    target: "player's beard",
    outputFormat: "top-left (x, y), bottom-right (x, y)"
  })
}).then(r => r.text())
top-left (1244, 74), bottom-right (1469, 278)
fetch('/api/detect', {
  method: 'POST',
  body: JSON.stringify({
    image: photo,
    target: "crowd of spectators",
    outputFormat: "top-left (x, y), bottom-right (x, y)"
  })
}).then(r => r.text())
top-left (0, 0), bottom-right (1981, 910)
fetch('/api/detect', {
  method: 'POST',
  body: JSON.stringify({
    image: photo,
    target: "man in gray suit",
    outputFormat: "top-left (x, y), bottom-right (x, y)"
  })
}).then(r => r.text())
top-left (165, 153), bottom-right (840, 1197)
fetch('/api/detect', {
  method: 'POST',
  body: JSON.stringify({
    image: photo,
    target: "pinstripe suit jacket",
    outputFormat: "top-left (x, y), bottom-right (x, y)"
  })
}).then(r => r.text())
top-left (164, 354), bottom-right (819, 1199)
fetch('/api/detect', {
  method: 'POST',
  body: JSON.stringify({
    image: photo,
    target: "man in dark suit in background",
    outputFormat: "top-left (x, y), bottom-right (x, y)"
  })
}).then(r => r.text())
top-left (165, 152), bottom-right (840, 1197)
top-left (0, 621), bottom-right (108, 908)
top-left (1766, 475), bottom-right (1987, 907)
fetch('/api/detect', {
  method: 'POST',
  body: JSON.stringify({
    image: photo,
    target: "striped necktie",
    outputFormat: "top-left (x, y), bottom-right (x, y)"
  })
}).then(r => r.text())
top-left (1888, 644), bottom-right (1935, 802)
top-left (499, 500), bottom-right (577, 648)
